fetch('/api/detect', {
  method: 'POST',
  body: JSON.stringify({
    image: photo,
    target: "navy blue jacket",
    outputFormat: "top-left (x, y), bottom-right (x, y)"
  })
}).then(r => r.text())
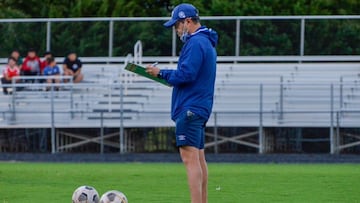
top-left (160, 26), bottom-right (218, 121)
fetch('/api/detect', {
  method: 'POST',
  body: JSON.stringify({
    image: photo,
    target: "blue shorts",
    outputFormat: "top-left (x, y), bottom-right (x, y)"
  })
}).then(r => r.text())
top-left (175, 110), bottom-right (207, 149)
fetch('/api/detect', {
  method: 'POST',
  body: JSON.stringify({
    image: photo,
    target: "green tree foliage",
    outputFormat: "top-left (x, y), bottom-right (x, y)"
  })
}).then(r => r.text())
top-left (305, 19), bottom-right (360, 55)
top-left (51, 21), bottom-right (109, 57)
top-left (0, 4), bottom-right (46, 57)
top-left (0, 0), bottom-right (359, 57)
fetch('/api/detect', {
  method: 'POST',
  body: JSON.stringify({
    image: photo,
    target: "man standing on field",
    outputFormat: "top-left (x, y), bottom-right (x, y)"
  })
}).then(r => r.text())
top-left (146, 3), bottom-right (218, 203)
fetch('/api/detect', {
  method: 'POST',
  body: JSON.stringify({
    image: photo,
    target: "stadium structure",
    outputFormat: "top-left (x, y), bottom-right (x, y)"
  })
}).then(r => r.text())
top-left (0, 16), bottom-right (359, 155)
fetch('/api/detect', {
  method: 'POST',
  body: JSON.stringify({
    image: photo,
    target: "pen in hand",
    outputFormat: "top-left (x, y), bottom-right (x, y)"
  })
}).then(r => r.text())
top-left (146, 62), bottom-right (160, 77)
top-left (151, 62), bottom-right (158, 67)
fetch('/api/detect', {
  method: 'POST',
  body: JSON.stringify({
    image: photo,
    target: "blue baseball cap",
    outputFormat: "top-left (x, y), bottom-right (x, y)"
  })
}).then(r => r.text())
top-left (163, 3), bottom-right (199, 28)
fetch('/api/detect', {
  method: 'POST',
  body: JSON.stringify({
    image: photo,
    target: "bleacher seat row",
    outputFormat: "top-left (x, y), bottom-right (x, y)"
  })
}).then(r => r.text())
top-left (0, 62), bottom-right (359, 128)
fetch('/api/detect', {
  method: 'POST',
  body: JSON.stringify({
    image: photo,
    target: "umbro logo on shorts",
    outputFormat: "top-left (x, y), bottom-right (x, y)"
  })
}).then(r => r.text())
top-left (178, 135), bottom-right (186, 141)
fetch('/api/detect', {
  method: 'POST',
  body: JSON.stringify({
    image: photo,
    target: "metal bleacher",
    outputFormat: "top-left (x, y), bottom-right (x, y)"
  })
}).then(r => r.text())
top-left (1, 60), bottom-right (360, 153)
top-left (1, 16), bottom-right (360, 154)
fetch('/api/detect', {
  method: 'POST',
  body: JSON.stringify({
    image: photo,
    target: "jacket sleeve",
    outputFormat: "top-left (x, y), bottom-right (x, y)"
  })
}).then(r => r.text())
top-left (41, 59), bottom-right (47, 70)
top-left (22, 58), bottom-right (29, 71)
top-left (37, 58), bottom-right (42, 72)
top-left (160, 40), bottom-right (203, 86)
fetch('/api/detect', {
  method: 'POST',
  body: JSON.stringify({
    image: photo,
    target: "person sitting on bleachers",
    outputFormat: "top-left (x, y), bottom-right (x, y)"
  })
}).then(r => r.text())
top-left (63, 52), bottom-right (84, 83)
top-left (1, 57), bottom-right (20, 95)
top-left (43, 56), bottom-right (61, 91)
top-left (10, 50), bottom-right (23, 69)
top-left (40, 51), bottom-right (53, 75)
top-left (22, 48), bottom-right (41, 81)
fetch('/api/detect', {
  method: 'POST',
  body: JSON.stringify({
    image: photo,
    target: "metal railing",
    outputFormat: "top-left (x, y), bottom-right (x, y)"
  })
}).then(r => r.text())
top-left (0, 15), bottom-right (360, 63)
top-left (1, 77), bottom-right (360, 154)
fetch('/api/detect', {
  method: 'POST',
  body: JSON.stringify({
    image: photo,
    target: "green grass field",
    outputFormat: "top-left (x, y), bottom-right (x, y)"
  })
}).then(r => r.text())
top-left (0, 162), bottom-right (359, 203)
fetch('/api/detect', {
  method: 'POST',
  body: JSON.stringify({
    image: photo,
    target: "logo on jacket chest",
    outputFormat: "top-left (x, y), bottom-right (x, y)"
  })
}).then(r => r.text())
top-left (72, 64), bottom-right (79, 70)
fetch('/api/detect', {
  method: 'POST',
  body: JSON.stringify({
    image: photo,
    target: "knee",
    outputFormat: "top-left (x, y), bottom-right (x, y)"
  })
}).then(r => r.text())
top-left (180, 148), bottom-right (200, 166)
top-left (180, 153), bottom-right (192, 165)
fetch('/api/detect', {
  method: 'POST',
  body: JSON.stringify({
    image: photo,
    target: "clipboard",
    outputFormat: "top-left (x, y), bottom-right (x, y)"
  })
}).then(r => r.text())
top-left (124, 63), bottom-right (171, 87)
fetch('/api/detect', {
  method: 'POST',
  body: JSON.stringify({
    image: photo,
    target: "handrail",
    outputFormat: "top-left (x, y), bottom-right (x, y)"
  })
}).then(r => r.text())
top-left (0, 15), bottom-right (359, 63)
top-left (133, 40), bottom-right (143, 65)
top-left (0, 15), bottom-right (359, 23)
top-left (1, 79), bottom-right (360, 153)
top-left (124, 53), bottom-right (133, 65)
top-left (12, 75), bottom-right (73, 81)
top-left (1, 55), bottom-right (359, 64)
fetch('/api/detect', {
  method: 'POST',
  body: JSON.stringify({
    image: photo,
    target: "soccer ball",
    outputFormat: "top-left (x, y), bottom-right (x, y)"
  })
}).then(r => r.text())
top-left (72, 185), bottom-right (100, 203)
top-left (100, 190), bottom-right (128, 203)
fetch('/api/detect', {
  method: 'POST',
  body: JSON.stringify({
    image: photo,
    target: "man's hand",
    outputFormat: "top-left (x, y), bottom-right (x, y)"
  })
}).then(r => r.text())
top-left (146, 65), bottom-right (160, 77)
top-left (74, 69), bottom-right (81, 76)
top-left (67, 70), bottom-right (75, 76)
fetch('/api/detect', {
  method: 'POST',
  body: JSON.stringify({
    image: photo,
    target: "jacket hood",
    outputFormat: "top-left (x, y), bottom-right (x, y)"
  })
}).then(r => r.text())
top-left (191, 26), bottom-right (218, 47)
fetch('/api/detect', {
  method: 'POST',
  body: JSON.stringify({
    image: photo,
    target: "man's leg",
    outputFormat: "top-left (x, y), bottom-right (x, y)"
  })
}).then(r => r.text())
top-left (46, 78), bottom-right (52, 91)
top-left (180, 146), bottom-right (202, 203)
top-left (199, 149), bottom-right (208, 203)
top-left (63, 69), bottom-right (73, 83)
top-left (1, 78), bottom-right (8, 94)
top-left (54, 76), bottom-right (61, 91)
top-left (73, 73), bottom-right (84, 83)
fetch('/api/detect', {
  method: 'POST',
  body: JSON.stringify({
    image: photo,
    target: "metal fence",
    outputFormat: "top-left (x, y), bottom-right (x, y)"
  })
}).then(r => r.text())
top-left (0, 15), bottom-right (360, 61)
top-left (1, 78), bottom-right (360, 154)
top-left (1, 16), bottom-right (360, 154)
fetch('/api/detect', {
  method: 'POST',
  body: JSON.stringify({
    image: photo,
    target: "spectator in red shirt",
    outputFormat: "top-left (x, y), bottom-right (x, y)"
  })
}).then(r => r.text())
top-left (40, 51), bottom-right (53, 75)
top-left (1, 57), bottom-right (20, 95)
top-left (22, 48), bottom-right (41, 77)
top-left (11, 50), bottom-right (23, 69)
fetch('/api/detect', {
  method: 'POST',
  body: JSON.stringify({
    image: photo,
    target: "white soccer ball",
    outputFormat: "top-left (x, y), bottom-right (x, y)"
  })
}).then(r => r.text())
top-left (72, 185), bottom-right (100, 203)
top-left (100, 190), bottom-right (128, 203)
